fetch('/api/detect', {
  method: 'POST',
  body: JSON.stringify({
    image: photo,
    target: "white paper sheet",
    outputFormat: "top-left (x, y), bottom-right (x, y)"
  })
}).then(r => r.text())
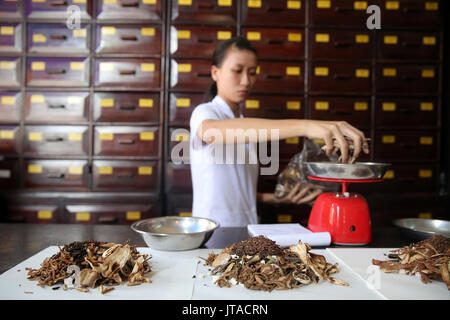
top-left (247, 223), bottom-right (331, 247)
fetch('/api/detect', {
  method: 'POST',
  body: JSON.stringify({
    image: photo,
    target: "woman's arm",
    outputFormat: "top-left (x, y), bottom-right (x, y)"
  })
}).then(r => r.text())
top-left (257, 183), bottom-right (323, 205)
top-left (198, 118), bottom-right (369, 163)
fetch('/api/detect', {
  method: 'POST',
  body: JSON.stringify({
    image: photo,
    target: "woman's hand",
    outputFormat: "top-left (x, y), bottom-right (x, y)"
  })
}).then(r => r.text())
top-left (258, 182), bottom-right (322, 205)
top-left (299, 120), bottom-right (369, 163)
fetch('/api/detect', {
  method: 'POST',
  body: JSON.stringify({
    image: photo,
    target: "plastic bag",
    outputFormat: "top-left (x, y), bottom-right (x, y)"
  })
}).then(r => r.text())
top-left (274, 138), bottom-right (339, 200)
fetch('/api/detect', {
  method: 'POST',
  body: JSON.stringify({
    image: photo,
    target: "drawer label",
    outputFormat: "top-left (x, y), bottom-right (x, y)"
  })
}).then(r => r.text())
top-left (176, 133), bottom-right (189, 142)
top-left (28, 132), bottom-right (43, 141)
top-left (100, 98), bottom-right (114, 107)
top-left (100, 63), bottom-right (114, 72)
top-left (140, 132), bottom-right (155, 140)
top-left (179, 211), bottom-right (192, 217)
top-left (33, 34), bottom-right (47, 43)
top-left (177, 30), bottom-right (191, 39)
top-left (0, 130), bottom-right (14, 139)
top-left (248, 0), bottom-right (262, 8)
top-left (245, 100), bottom-right (259, 109)
top-left (67, 96), bottom-right (82, 104)
top-left (314, 67), bottom-right (329, 76)
top-left (0, 61), bottom-right (14, 69)
top-left (425, 2), bottom-right (438, 10)
top-left (68, 166), bottom-right (83, 175)
top-left (104, 0), bottom-right (116, 3)
top-left (176, 98), bottom-right (191, 108)
top-left (384, 170), bottom-right (394, 179)
top-left (419, 169), bottom-right (432, 178)
top-left (277, 214), bottom-right (292, 223)
top-left (73, 29), bottom-right (86, 38)
top-left (141, 63), bottom-right (155, 72)
top-left (100, 133), bottom-right (114, 140)
top-left (143, 0), bottom-right (156, 3)
top-left (286, 101), bottom-right (301, 110)
top-left (286, 137), bottom-right (299, 144)
top-left (218, 0), bottom-right (232, 6)
top-left (423, 36), bottom-right (436, 45)
top-left (101, 26), bottom-right (116, 35)
top-left (76, 212), bottom-right (90, 222)
top-left (385, 1), bottom-right (399, 10)
top-left (247, 32), bottom-right (261, 41)
top-left (138, 166), bottom-right (153, 175)
top-left (355, 34), bottom-right (369, 43)
top-left (38, 211), bottom-right (52, 220)
top-left (315, 33), bottom-right (330, 43)
top-left (288, 33), bottom-right (302, 42)
top-left (0, 26), bottom-right (14, 35)
top-left (384, 35), bottom-right (398, 45)
top-left (353, 1), bottom-right (367, 10)
top-left (141, 27), bottom-right (155, 36)
top-left (315, 101), bottom-right (329, 110)
top-left (31, 94), bottom-right (45, 103)
top-left (383, 68), bottom-right (397, 77)
top-left (420, 102), bottom-right (434, 111)
top-left (179, 0), bottom-right (192, 5)
top-left (286, 66), bottom-right (300, 76)
top-left (126, 211), bottom-right (141, 221)
top-left (1, 96), bottom-right (15, 105)
top-left (418, 212), bottom-right (432, 219)
top-left (139, 98), bottom-right (154, 108)
top-left (354, 102), bottom-right (368, 111)
top-left (217, 31), bottom-right (232, 40)
top-left (287, 1), bottom-right (301, 9)
top-left (382, 102), bottom-right (396, 111)
top-left (178, 64), bottom-right (192, 73)
top-left (316, 0), bottom-right (331, 9)
top-left (99, 166), bottom-right (113, 175)
top-left (355, 69), bottom-right (369, 78)
top-left (70, 62), bottom-right (84, 70)
top-left (419, 136), bottom-right (433, 145)
top-left (421, 69), bottom-right (435, 78)
top-left (68, 133), bottom-right (82, 141)
top-left (28, 164), bottom-right (43, 174)
top-left (31, 61), bottom-right (46, 71)
top-left (382, 135), bottom-right (396, 144)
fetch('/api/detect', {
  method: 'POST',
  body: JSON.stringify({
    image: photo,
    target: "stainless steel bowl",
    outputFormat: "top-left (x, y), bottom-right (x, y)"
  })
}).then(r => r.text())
top-left (131, 216), bottom-right (219, 251)
top-left (393, 218), bottom-right (450, 241)
top-left (304, 162), bottom-right (391, 180)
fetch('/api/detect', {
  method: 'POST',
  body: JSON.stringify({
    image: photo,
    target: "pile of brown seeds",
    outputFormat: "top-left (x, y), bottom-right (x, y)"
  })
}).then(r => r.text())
top-left (204, 236), bottom-right (348, 292)
top-left (372, 235), bottom-right (450, 290)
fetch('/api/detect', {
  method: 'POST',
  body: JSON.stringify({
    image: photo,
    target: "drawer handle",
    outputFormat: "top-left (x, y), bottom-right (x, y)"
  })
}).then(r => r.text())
top-left (45, 136), bottom-right (64, 142)
top-left (334, 74), bottom-right (352, 80)
top-left (46, 68), bottom-right (66, 75)
top-left (120, 35), bottom-right (138, 41)
top-left (98, 216), bottom-right (118, 224)
top-left (119, 104), bottom-right (137, 110)
top-left (118, 139), bottom-right (136, 145)
top-left (117, 172), bottom-right (135, 178)
top-left (120, 0), bottom-right (139, 7)
top-left (266, 74), bottom-right (283, 79)
top-left (50, 34), bottom-right (67, 41)
top-left (335, 6), bottom-right (353, 12)
top-left (197, 73), bottom-right (211, 78)
top-left (50, 0), bottom-right (68, 6)
top-left (47, 172), bottom-right (65, 179)
top-left (198, 1), bottom-right (214, 9)
top-left (334, 41), bottom-right (352, 48)
top-left (48, 104), bottom-right (66, 109)
top-left (198, 38), bottom-right (214, 44)
top-left (119, 69), bottom-right (136, 75)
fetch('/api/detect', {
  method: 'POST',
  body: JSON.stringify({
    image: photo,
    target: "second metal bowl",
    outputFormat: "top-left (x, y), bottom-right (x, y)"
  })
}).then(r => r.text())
top-left (131, 216), bottom-right (219, 251)
top-left (304, 162), bottom-right (391, 180)
top-left (393, 218), bottom-right (450, 241)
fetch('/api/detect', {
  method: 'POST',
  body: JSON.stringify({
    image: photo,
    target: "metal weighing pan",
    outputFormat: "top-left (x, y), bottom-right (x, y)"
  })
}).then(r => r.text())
top-left (393, 218), bottom-right (450, 241)
top-left (304, 162), bottom-right (391, 180)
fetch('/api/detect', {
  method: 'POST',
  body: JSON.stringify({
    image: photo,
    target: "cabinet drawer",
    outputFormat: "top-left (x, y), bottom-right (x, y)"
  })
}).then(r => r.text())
top-left (26, 0), bottom-right (93, 20)
top-left (379, 0), bottom-right (442, 28)
top-left (25, 92), bottom-right (89, 123)
top-left (96, 0), bottom-right (162, 22)
top-left (0, 92), bottom-right (21, 123)
top-left (24, 159), bottom-right (89, 191)
top-left (374, 130), bottom-right (437, 161)
top-left (94, 58), bottom-right (160, 90)
top-left (375, 64), bottom-right (439, 95)
top-left (165, 162), bottom-right (192, 193)
top-left (94, 126), bottom-right (160, 157)
top-left (253, 61), bottom-right (304, 94)
top-left (242, 95), bottom-right (304, 119)
top-left (309, 62), bottom-right (371, 94)
top-left (165, 193), bottom-right (193, 217)
top-left (94, 92), bottom-right (159, 123)
top-left (170, 59), bottom-right (211, 92)
top-left (375, 97), bottom-right (438, 128)
top-left (63, 203), bottom-right (159, 225)
top-left (374, 163), bottom-right (437, 193)
top-left (310, 0), bottom-right (371, 26)
top-left (309, 30), bottom-right (373, 60)
top-left (243, 28), bottom-right (305, 60)
top-left (5, 204), bottom-right (60, 224)
top-left (170, 25), bottom-right (236, 58)
top-left (23, 125), bottom-right (88, 156)
top-left (93, 160), bottom-right (159, 192)
top-left (309, 97), bottom-right (371, 129)
top-left (377, 32), bottom-right (440, 60)
top-left (95, 24), bottom-right (162, 55)
top-left (168, 92), bottom-right (203, 126)
top-left (26, 57), bottom-right (90, 87)
top-left (0, 158), bottom-right (19, 190)
top-left (0, 125), bottom-right (20, 155)
top-left (0, 0), bottom-right (21, 19)
top-left (172, 0), bottom-right (236, 24)
top-left (0, 57), bottom-right (21, 88)
top-left (0, 23), bottom-right (22, 54)
top-left (168, 127), bottom-right (190, 161)
top-left (241, 0), bottom-right (305, 26)
top-left (28, 23), bottom-right (89, 54)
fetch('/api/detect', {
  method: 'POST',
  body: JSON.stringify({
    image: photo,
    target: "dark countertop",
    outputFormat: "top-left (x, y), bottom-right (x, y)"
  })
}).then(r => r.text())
top-left (0, 223), bottom-right (413, 275)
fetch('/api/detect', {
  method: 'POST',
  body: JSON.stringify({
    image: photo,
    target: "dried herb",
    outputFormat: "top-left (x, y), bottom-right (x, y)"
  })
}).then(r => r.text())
top-left (372, 235), bottom-right (450, 290)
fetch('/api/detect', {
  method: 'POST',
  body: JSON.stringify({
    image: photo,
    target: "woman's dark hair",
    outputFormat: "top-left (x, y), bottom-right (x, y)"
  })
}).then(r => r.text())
top-left (204, 36), bottom-right (258, 102)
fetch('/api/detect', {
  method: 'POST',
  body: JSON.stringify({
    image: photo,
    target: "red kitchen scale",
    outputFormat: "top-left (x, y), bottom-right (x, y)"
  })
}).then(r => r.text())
top-left (305, 162), bottom-right (389, 245)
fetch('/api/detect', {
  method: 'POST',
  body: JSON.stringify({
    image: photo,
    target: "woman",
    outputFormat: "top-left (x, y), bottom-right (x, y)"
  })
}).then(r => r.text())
top-left (189, 36), bottom-right (369, 227)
